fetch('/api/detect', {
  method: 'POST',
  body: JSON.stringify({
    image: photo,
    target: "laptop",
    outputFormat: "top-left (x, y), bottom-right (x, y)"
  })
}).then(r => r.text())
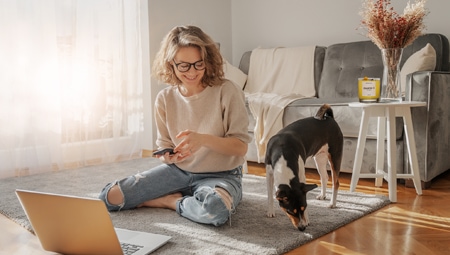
top-left (15, 189), bottom-right (171, 255)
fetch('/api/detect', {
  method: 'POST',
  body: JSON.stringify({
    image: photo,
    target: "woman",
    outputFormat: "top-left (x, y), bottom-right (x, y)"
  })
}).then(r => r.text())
top-left (99, 25), bottom-right (250, 226)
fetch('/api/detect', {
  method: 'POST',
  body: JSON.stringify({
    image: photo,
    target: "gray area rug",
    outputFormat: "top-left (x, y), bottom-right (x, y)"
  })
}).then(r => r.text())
top-left (0, 157), bottom-right (390, 255)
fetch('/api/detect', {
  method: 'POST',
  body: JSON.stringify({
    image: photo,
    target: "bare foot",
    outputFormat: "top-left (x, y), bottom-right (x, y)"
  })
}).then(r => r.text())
top-left (138, 192), bottom-right (182, 210)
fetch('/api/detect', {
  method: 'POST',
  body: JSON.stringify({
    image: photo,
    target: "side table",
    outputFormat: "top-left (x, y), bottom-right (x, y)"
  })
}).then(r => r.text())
top-left (349, 101), bottom-right (425, 202)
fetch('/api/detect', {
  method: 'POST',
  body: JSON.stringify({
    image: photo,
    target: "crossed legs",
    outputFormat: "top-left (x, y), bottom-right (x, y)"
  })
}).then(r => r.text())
top-left (99, 164), bottom-right (242, 226)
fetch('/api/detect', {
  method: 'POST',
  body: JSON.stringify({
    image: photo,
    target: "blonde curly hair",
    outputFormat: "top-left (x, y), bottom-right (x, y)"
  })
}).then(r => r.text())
top-left (152, 25), bottom-right (224, 87)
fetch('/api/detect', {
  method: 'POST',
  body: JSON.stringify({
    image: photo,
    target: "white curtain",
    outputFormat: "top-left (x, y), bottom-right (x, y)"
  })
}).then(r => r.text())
top-left (0, 0), bottom-right (145, 178)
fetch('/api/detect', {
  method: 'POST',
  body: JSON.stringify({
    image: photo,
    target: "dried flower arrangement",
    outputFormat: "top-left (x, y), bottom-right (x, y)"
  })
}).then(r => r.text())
top-left (358, 0), bottom-right (429, 101)
top-left (359, 0), bottom-right (428, 49)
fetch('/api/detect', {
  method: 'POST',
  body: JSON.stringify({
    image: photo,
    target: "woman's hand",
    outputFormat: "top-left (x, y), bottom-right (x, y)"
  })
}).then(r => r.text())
top-left (175, 129), bottom-right (247, 157)
top-left (174, 130), bottom-right (202, 155)
top-left (156, 129), bottom-right (247, 165)
top-left (153, 130), bottom-right (200, 164)
top-left (156, 150), bottom-right (191, 164)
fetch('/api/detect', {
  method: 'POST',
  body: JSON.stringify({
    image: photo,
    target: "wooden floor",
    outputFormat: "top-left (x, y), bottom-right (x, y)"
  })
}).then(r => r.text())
top-left (1, 161), bottom-right (449, 255)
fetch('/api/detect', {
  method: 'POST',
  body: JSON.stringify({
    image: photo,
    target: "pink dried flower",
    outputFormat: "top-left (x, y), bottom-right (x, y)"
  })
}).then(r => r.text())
top-left (359, 0), bottom-right (428, 49)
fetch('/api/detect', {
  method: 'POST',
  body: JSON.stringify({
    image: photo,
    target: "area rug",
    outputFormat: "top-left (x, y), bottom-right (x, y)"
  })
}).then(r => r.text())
top-left (0, 157), bottom-right (390, 255)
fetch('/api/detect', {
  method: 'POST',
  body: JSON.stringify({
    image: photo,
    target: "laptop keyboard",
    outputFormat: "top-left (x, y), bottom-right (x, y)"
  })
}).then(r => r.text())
top-left (121, 242), bottom-right (144, 255)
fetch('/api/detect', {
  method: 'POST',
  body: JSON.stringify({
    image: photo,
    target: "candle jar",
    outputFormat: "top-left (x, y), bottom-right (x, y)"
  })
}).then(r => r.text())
top-left (358, 77), bottom-right (380, 103)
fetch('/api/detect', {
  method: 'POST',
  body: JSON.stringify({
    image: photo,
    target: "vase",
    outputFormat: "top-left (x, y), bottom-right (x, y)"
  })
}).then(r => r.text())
top-left (380, 48), bottom-right (403, 102)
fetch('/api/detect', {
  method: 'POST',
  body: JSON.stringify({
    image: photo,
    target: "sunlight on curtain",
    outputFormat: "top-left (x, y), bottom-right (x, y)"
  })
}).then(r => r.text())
top-left (0, 0), bottom-right (145, 178)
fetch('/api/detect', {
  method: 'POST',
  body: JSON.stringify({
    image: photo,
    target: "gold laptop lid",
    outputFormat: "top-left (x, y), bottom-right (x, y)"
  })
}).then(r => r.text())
top-left (16, 189), bottom-right (123, 255)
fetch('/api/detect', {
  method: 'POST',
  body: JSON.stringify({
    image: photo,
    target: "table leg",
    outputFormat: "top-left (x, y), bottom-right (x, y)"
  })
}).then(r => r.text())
top-left (400, 108), bottom-right (423, 196)
top-left (375, 116), bottom-right (385, 187)
top-left (350, 109), bottom-right (370, 192)
top-left (386, 107), bottom-right (397, 202)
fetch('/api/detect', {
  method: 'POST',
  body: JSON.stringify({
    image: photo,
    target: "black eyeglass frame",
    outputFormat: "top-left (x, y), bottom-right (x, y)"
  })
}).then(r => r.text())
top-left (173, 59), bottom-right (206, 72)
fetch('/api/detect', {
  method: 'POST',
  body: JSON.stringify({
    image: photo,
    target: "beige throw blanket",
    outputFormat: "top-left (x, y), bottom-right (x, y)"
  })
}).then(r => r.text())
top-left (247, 92), bottom-right (309, 162)
top-left (244, 46), bottom-right (316, 96)
top-left (245, 46), bottom-right (316, 162)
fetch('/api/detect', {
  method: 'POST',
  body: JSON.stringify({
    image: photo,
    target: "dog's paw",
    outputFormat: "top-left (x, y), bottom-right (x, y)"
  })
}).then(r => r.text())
top-left (327, 203), bottom-right (337, 208)
top-left (316, 194), bottom-right (326, 200)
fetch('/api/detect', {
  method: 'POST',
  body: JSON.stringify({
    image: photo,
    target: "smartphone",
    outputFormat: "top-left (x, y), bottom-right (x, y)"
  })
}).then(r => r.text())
top-left (152, 148), bottom-right (175, 156)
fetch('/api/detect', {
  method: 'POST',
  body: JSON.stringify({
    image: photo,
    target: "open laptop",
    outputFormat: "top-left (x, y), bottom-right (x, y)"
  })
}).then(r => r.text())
top-left (15, 189), bottom-right (171, 255)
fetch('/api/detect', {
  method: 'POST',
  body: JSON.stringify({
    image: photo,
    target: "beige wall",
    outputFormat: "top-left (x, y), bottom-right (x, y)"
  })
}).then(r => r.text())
top-left (231, 0), bottom-right (450, 65)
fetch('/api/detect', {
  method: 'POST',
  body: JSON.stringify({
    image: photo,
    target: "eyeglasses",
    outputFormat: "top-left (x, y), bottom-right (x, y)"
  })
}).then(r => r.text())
top-left (173, 59), bottom-right (205, 72)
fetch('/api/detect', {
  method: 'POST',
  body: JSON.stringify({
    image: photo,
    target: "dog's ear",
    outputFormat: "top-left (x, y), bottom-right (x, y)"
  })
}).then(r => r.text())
top-left (276, 190), bottom-right (289, 204)
top-left (301, 183), bottom-right (318, 193)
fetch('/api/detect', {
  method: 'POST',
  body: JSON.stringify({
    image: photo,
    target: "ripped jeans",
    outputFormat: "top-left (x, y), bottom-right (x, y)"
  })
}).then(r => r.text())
top-left (98, 164), bottom-right (243, 227)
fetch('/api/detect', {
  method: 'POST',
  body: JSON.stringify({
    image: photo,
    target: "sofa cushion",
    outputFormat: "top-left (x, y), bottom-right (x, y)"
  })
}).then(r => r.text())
top-left (401, 33), bottom-right (449, 72)
top-left (223, 59), bottom-right (247, 90)
top-left (400, 43), bottom-right (436, 96)
top-left (318, 41), bottom-right (383, 99)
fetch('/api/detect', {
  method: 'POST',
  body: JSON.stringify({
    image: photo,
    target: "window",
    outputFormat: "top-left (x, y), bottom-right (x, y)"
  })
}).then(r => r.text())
top-left (0, 0), bottom-right (149, 178)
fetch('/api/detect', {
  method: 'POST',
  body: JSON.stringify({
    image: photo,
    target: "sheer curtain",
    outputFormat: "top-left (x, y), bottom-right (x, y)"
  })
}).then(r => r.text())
top-left (0, 0), bottom-right (145, 178)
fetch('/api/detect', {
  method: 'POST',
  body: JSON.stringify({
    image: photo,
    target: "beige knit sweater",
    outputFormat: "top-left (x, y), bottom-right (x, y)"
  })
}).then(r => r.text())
top-left (154, 80), bottom-right (251, 173)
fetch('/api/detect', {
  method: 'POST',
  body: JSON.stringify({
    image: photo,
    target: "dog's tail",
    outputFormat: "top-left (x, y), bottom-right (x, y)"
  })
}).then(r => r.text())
top-left (314, 104), bottom-right (334, 120)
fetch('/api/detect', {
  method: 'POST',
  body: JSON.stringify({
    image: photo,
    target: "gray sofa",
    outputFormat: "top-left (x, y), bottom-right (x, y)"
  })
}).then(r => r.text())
top-left (240, 33), bottom-right (450, 187)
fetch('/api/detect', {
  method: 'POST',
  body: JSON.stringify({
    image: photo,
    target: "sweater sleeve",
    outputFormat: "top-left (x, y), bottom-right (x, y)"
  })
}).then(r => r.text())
top-left (154, 87), bottom-right (175, 150)
top-left (220, 81), bottom-right (251, 144)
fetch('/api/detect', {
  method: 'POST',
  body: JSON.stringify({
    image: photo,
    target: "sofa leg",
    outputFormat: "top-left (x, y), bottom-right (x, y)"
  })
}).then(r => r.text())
top-left (404, 179), bottom-right (432, 189)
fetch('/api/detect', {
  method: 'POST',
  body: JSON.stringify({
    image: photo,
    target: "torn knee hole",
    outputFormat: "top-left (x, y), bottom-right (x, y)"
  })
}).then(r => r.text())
top-left (107, 184), bottom-right (124, 206)
top-left (215, 187), bottom-right (232, 210)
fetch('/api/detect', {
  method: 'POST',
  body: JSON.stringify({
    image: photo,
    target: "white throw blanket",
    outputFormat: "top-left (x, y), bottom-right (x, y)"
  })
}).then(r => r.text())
top-left (245, 46), bottom-right (316, 162)
top-left (247, 92), bottom-right (309, 162)
top-left (244, 46), bottom-right (316, 96)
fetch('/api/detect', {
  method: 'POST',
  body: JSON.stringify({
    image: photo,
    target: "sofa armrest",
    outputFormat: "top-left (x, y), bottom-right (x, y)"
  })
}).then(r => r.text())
top-left (405, 71), bottom-right (450, 181)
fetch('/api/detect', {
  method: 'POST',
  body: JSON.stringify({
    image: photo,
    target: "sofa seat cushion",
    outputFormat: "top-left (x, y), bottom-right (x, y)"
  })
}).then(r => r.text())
top-left (282, 98), bottom-right (404, 140)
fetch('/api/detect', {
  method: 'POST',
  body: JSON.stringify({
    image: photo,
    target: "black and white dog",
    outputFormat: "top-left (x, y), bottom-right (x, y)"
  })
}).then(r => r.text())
top-left (265, 104), bottom-right (343, 231)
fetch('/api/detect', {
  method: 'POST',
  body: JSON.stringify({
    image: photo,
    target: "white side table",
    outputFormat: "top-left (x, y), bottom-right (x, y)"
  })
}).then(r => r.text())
top-left (349, 101), bottom-right (425, 202)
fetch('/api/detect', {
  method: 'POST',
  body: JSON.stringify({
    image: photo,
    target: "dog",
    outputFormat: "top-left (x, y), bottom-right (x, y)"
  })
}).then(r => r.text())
top-left (265, 104), bottom-right (343, 231)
